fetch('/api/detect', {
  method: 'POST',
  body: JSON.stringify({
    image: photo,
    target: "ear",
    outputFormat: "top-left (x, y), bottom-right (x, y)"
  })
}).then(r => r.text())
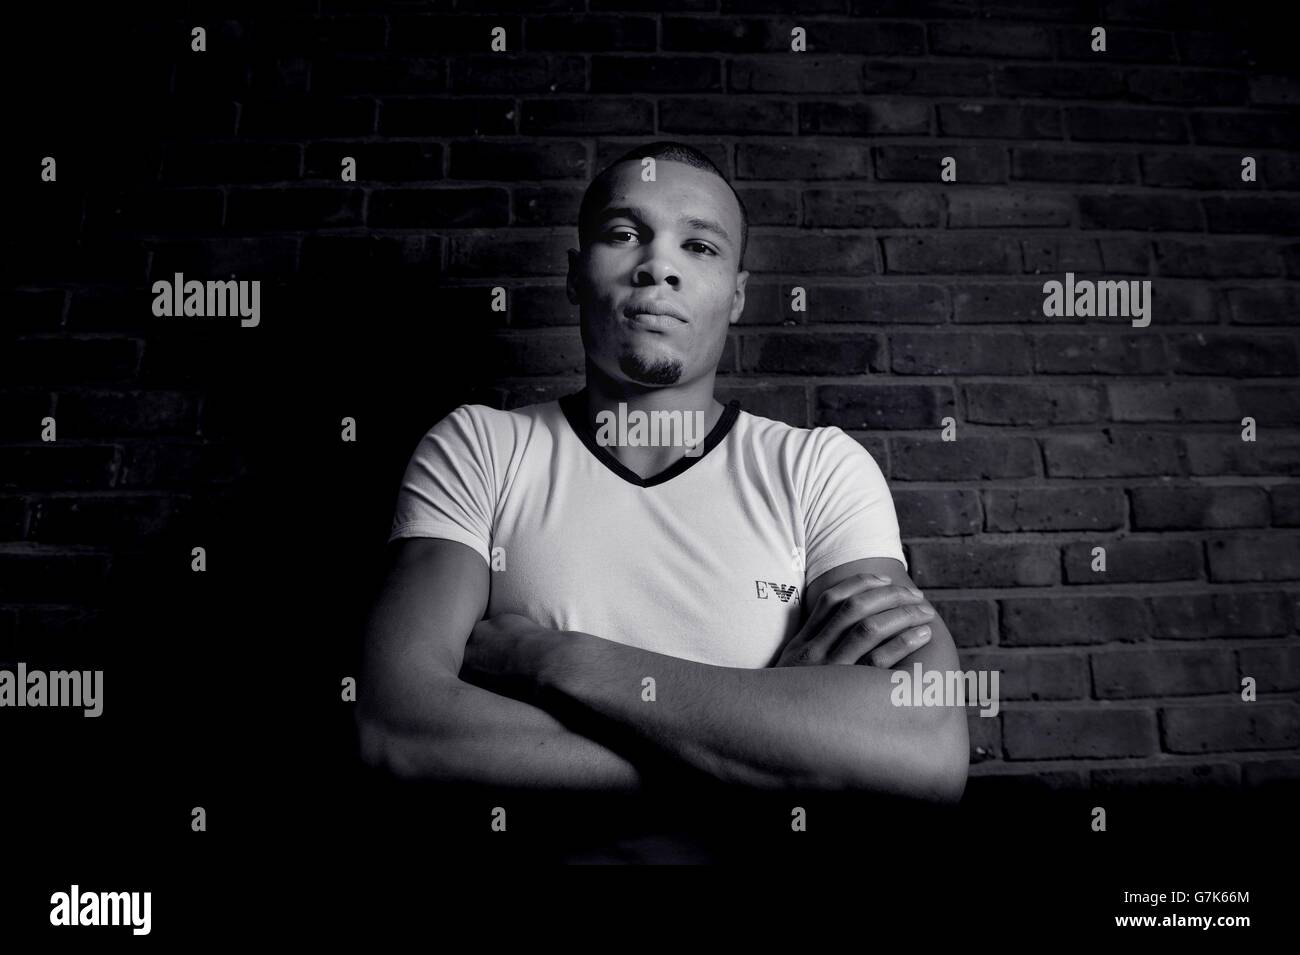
top-left (566, 248), bottom-right (582, 306)
top-left (728, 269), bottom-right (749, 325)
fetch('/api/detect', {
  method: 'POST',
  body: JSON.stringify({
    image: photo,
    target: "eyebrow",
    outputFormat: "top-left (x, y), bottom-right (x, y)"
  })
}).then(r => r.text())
top-left (596, 204), bottom-right (734, 247)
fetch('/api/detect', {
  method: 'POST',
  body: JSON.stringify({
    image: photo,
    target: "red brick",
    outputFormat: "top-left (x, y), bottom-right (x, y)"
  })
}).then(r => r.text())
top-left (1127, 67), bottom-right (1247, 105)
top-left (895, 488), bottom-right (981, 537)
top-left (1204, 197), bottom-right (1300, 235)
top-left (305, 142), bottom-right (440, 182)
top-left (1242, 758), bottom-right (1300, 786)
top-left (964, 382), bottom-right (1106, 426)
top-left (815, 383), bottom-right (953, 430)
top-left (54, 391), bottom-right (199, 438)
top-left (522, 97), bottom-right (655, 134)
top-left (739, 332), bottom-right (881, 375)
top-left (389, 15), bottom-right (526, 53)
top-left (313, 54), bottom-right (449, 95)
top-left (1162, 702), bottom-right (1300, 753)
top-left (383, 98), bottom-right (515, 136)
top-left (1192, 111), bottom-right (1300, 147)
top-left (984, 487), bottom-right (1124, 532)
top-left (891, 332), bottom-right (1032, 375)
top-left (996, 66), bottom-right (1125, 99)
top-left (883, 236), bottom-right (1021, 274)
top-left (799, 99), bottom-right (929, 136)
top-left (660, 97), bottom-right (792, 135)
top-left (1182, 434), bottom-right (1300, 478)
top-left (1044, 432), bottom-right (1185, 479)
top-left (1014, 148), bottom-right (1137, 184)
top-left (450, 55), bottom-right (585, 93)
top-left (1005, 708), bottom-right (1158, 759)
top-left (1130, 485), bottom-right (1269, 529)
top-left (1168, 333), bottom-right (1298, 376)
top-left (907, 542), bottom-right (1059, 587)
top-left (746, 235), bottom-right (876, 275)
top-left (891, 436), bottom-right (1041, 481)
top-left (1225, 286), bottom-right (1300, 326)
top-left (737, 142), bottom-right (871, 180)
top-left (29, 496), bottom-right (187, 545)
top-left (803, 189), bottom-right (941, 228)
top-left (1140, 151), bottom-right (1255, 189)
top-left (874, 145), bottom-right (1006, 183)
top-left (929, 21), bottom-right (1053, 57)
top-left (1001, 595), bottom-right (1151, 647)
top-left (368, 188), bottom-right (509, 228)
top-left (1032, 332), bottom-right (1168, 374)
top-left (948, 191), bottom-right (1072, 228)
top-left (1110, 382), bottom-right (1239, 423)
top-left (1056, 26), bottom-right (1177, 62)
top-left (1150, 591), bottom-right (1291, 640)
top-left (1092, 647), bottom-right (1234, 698)
top-left (591, 56), bottom-right (720, 93)
top-left (1062, 538), bottom-right (1202, 583)
top-left (1237, 645), bottom-right (1300, 692)
top-left (729, 57), bottom-right (863, 95)
top-left (963, 649), bottom-right (1090, 700)
top-left (1207, 536), bottom-right (1300, 582)
top-left (450, 142), bottom-right (586, 180)
top-left (938, 103), bottom-right (1062, 140)
top-left (1091, 762), bottom-right (1239, 789)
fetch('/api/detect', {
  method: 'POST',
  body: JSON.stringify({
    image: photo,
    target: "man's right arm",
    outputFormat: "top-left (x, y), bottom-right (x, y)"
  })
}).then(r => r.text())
top-left (356, 537), bottom-right (645, 791)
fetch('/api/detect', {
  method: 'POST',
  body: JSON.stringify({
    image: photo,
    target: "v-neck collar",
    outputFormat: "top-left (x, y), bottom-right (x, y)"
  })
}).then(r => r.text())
top-left (558, 389), bottom-right (741, 488)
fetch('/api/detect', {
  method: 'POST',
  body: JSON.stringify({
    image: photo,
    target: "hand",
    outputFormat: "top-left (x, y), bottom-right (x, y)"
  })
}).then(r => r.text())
top-left (774, 574), bottom-right (935, 668)
top-left (462, 612), bottom-right (557, 697)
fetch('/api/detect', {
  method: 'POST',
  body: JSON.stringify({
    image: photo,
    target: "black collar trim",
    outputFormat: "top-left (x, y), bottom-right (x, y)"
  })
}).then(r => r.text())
top-left (558, 389), bottom-right (741, 488)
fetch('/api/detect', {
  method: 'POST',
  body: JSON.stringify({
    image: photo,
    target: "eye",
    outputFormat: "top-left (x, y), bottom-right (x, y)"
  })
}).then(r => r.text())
top-left (686, 241), bottom-right (717, 256)
top-left (604, 229), bottom-right (637, 244)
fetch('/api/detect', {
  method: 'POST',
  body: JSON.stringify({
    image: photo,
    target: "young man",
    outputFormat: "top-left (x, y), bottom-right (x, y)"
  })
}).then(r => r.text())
top-left (358, 142), bottom-right (968, 804)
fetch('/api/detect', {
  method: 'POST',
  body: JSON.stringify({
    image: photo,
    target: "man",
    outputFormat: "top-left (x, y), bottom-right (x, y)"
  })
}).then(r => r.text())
top-left (357, 141), bottom-right (968, 809)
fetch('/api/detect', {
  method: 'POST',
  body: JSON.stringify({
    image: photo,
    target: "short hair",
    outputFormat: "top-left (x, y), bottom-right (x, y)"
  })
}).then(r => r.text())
top-left (577, 141), bottom-right (749, 271)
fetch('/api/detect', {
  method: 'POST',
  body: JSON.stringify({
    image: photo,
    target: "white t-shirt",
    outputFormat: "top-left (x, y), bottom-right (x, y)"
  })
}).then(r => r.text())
top-left (388, 391), bottom-right (908, 670)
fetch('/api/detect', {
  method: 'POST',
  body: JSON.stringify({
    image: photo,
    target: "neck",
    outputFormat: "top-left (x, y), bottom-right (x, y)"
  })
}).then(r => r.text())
top-left (579, 365), bottom-right (725, 479)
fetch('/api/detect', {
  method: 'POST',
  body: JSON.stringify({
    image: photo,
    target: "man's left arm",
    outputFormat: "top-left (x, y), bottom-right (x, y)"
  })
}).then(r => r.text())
top-left (464, 557), bottom-right (969, 802)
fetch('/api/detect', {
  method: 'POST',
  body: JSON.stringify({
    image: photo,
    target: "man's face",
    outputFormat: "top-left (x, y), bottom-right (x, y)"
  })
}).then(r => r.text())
top-left (567, 160), bottom-right (748, 390)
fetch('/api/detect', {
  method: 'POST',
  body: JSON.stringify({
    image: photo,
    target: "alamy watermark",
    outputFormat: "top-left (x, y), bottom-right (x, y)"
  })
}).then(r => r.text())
top-left (0, 662), bottom-right (103, 717)
top-left (595, 402), bottom-right (706, 457)
top-left (1042, 272), bottom-right (1151, 327)
top-left (151, 271), bottom-right (261, 327)
top-left (891, 663), bottom-right (1000, 717)
top-left (50, 885), bottom-right (151, 936)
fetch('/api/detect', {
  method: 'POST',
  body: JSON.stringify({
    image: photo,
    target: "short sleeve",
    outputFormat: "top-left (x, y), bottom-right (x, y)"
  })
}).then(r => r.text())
top-left (801, 427), bottom-right (908, 584)
top-left (387, 405), bottom-right (497, 566)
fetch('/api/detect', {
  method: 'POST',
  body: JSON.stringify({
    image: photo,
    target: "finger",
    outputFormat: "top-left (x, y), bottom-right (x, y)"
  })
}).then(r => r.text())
top-left (857, 625), bottom-right (932, 669)
top-left (798, 573), bottom-right (895, 638)
top-left (816, 586), bottom-right (931, 661)
top-left (823, 600), bottom-right (936, 664)
top-left (782, 574), bottom-right (895, 663)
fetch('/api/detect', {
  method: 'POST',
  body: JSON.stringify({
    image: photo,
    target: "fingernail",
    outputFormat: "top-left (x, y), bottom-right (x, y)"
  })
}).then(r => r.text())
top-left (914, 626), bottom-right (932, 639)
top-left (907, 588), bottom-right (924, 598)
top-left (872, 575), bottom-right (891, 583)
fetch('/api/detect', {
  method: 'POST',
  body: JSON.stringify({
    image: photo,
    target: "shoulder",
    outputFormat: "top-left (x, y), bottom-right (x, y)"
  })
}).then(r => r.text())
top-left (422, 398), bottom-right (558, 446)
top-left (736, 409), bottom-right (882, 478)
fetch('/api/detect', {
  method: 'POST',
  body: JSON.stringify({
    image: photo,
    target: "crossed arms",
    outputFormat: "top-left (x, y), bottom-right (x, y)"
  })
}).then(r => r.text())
top-left (356, 537), bottom-right (969, 802)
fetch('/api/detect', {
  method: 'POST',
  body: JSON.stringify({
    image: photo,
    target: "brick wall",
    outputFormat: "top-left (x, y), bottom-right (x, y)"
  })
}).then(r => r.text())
top-left (5, 0), bottom-right (1298, 797)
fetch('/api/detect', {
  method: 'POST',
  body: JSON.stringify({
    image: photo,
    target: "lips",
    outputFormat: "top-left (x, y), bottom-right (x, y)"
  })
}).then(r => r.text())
top-left (624, 302), bottom-right (688, 323)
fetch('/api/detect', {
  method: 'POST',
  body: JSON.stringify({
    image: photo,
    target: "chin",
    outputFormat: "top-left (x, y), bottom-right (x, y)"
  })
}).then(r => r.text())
top-left (617, 351), bottom-right (685, 386)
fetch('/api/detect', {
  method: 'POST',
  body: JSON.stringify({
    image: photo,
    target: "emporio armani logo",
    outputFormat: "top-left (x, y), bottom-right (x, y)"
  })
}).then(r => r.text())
top-left (755, 580), bottom-right (800, 603)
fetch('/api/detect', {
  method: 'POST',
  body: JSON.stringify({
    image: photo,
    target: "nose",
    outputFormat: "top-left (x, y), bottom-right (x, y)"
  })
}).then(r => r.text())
top-left (632, 237), bottom-right (681, 288)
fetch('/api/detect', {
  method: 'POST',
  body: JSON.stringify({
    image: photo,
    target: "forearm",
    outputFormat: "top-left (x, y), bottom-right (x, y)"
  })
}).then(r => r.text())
top-left (358, 675), bottom-right (643, 791)
top-left (537, 633), bottom-right (966, 800)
